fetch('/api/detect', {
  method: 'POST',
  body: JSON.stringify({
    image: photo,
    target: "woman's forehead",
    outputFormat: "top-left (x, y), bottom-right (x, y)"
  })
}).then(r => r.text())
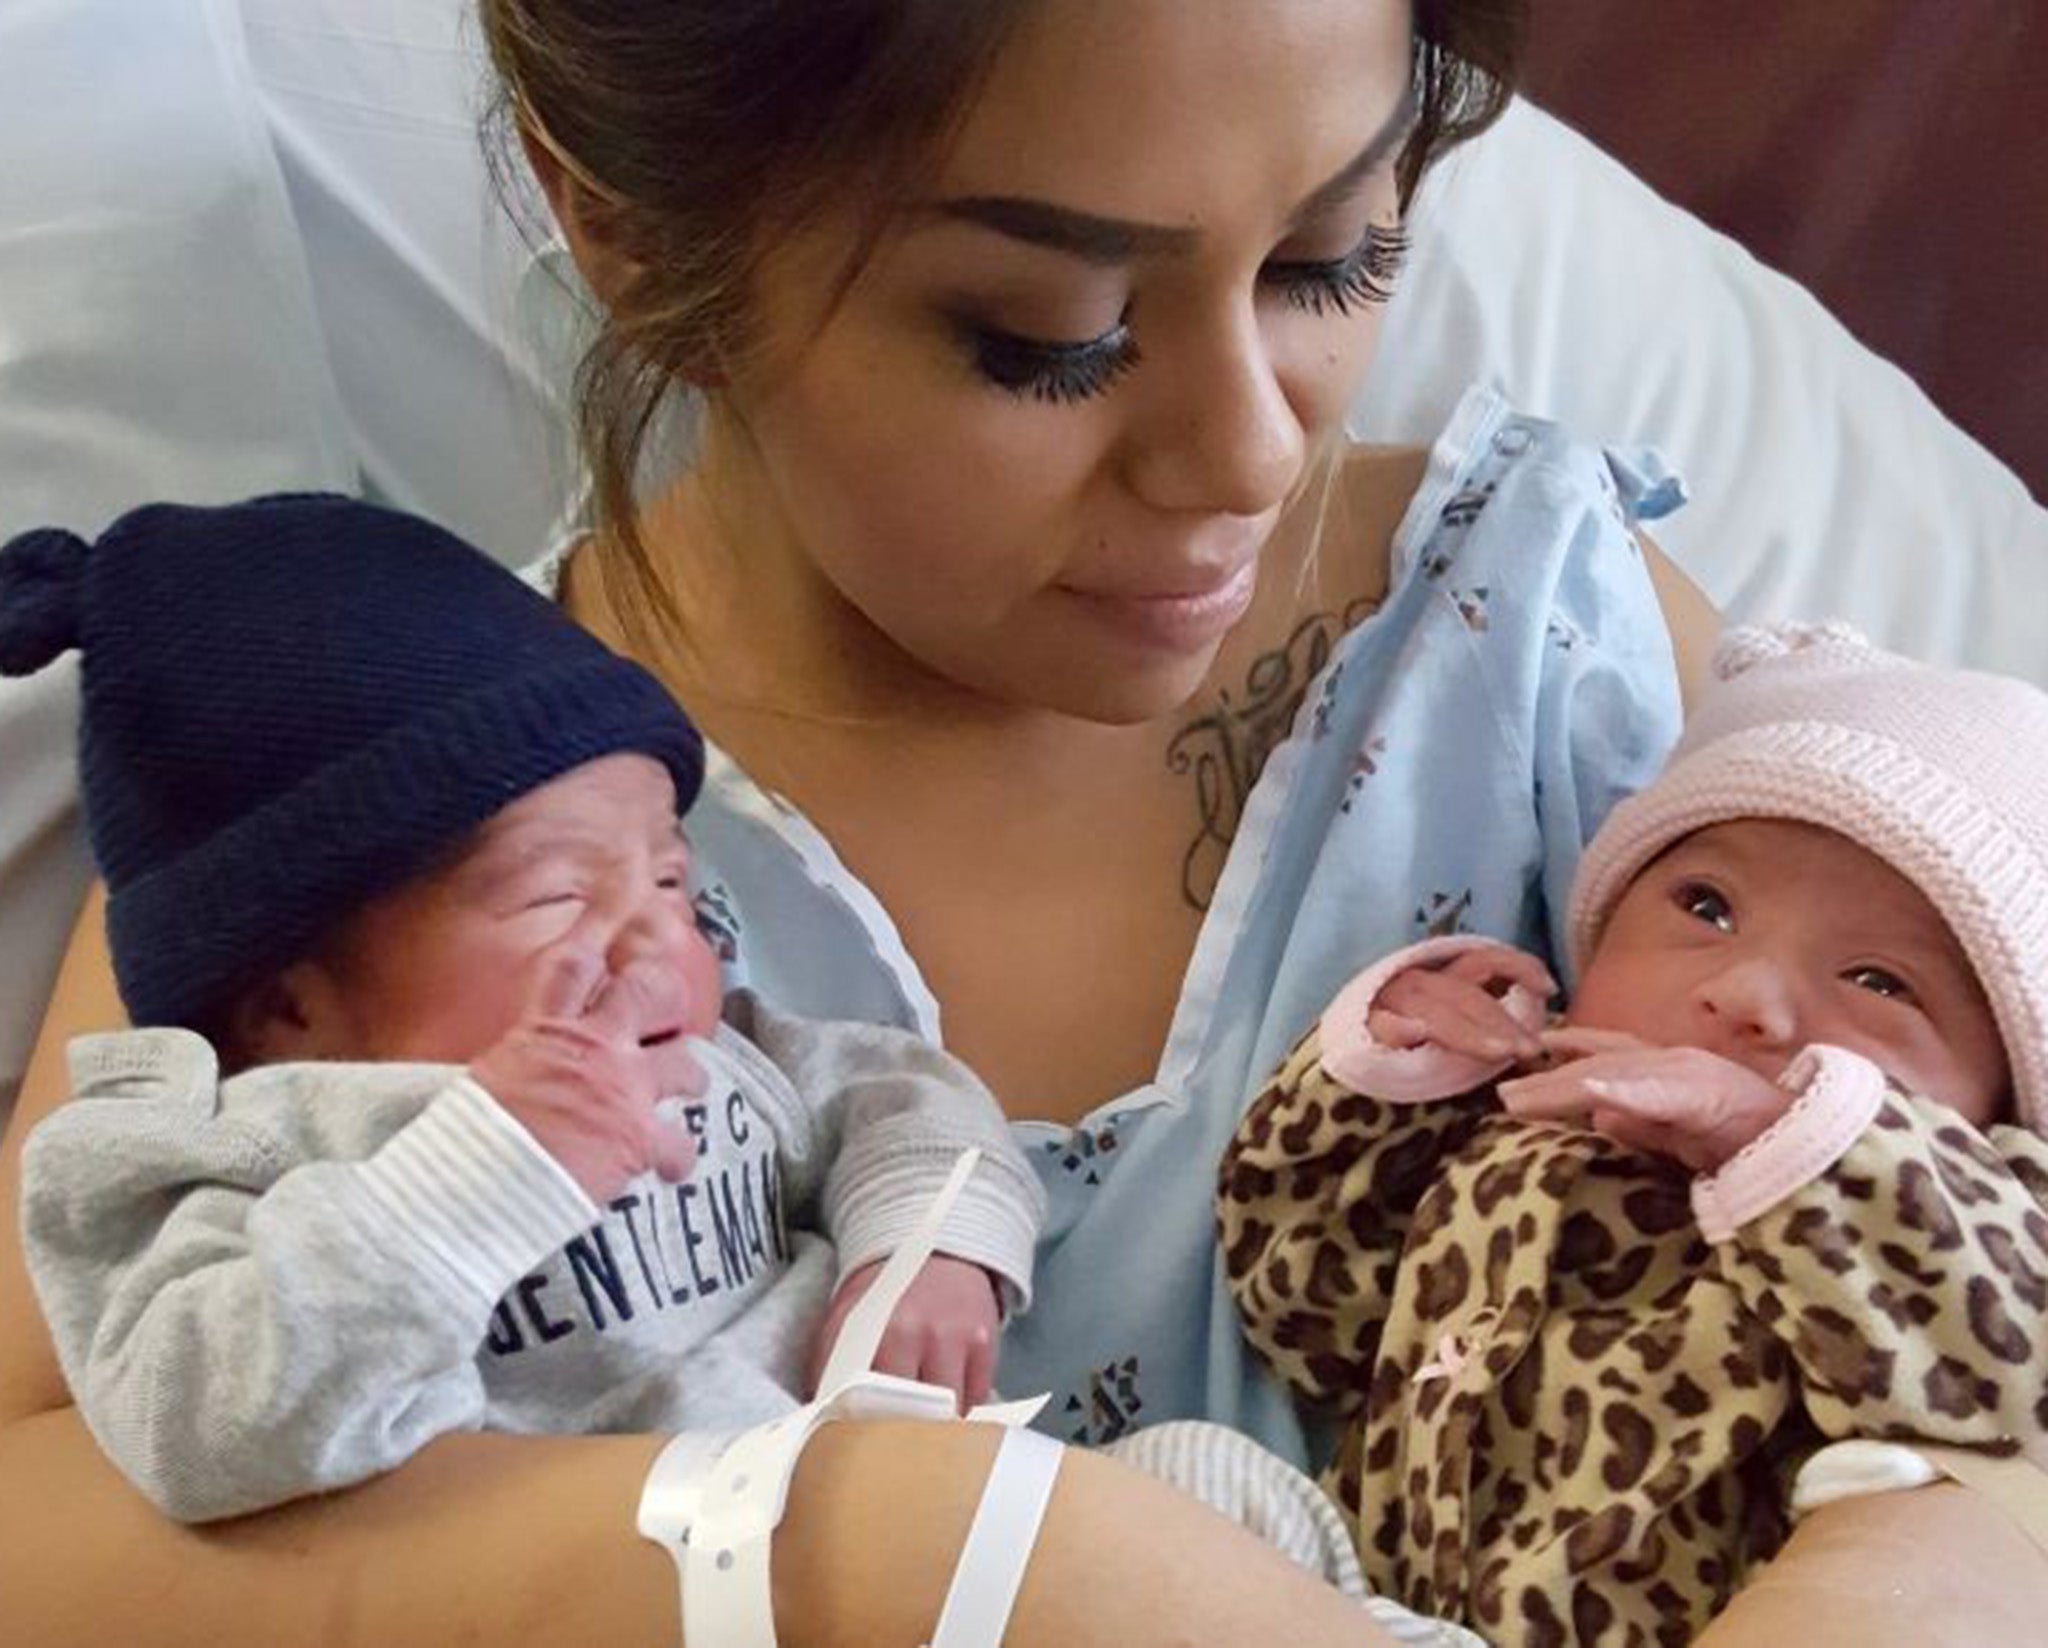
top-left (929, 0), bottom-right (1414, 226)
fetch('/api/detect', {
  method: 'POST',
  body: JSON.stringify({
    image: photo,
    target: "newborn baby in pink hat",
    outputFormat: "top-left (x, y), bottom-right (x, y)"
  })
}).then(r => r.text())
top-left (1220, 622), bottom-right (2048, 1647)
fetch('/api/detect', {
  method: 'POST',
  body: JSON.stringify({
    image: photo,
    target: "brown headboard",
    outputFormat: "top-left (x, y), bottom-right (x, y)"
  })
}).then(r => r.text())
top-left (1525, 0), bottom-right (2045, 501)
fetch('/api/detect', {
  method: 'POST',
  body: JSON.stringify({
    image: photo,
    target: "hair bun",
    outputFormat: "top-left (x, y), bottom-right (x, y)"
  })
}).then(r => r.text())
top-left (0, 526), bottom-right (90, 675)
top-left (1711, 618), bottom-right (1871, 682)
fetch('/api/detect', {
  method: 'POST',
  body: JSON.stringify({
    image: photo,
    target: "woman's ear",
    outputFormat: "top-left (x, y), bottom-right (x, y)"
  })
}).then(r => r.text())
top-left (225, 961), bottom-right (351, 1067)
top-left (516, 117), bottom-right (729, 389)
top-left (517, 118), bottom-right (643, 316)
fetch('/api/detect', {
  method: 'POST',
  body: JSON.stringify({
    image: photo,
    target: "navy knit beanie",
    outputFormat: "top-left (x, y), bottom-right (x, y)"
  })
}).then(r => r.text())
top-left (0, 493), bottom-right (704, 1031)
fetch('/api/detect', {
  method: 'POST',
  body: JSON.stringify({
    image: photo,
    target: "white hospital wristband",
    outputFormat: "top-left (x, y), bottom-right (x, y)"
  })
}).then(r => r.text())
top-left (925, 1425), bottom-right (1065, 1648)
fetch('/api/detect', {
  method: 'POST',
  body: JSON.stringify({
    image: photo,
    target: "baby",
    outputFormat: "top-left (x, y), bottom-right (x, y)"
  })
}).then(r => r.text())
top-left (1220, 623), bottom-right (2048, 1646)
top-left (0, 494), bottom-right (1044, 1524)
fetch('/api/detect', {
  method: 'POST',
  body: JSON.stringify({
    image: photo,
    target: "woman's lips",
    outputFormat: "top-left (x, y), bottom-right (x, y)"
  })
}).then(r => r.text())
top-left (1058, 560), bottom-right (1259, 654)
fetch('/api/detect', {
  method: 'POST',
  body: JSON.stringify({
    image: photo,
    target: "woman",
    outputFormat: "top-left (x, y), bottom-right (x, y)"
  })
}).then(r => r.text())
top-left (3, 3), bottom-right (2040, 1643)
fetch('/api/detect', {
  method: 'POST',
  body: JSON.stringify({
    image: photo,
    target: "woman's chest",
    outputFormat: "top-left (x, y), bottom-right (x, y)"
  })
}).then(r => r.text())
top-left (836, 777), bottom-right (1214, 1126)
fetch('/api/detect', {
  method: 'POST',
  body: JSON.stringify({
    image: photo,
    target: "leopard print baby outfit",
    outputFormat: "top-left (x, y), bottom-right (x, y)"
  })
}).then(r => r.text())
top-left (1220, 1027), bottom-right (2048, 1646)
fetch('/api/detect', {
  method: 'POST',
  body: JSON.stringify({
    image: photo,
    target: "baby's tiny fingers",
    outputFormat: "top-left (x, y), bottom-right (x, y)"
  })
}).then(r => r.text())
top-left (920, 1335), bottom-right (970, 1415)
top-left (666, 1040), bottom-right (710, 1100)
top-left (963, 1337), bottom-right (997, 1413)
top-left (1576, 1072), bottom-right (1703, 1123)
top-left (870, 1330), bottom-right (922, 1382)
top-left (1497, 1069), bottom-right (1595, 1121)
top-left (1444, 946), bottom-right (1557, 1000)
top-left (531, 945), bottom-right (605, 1023)
top-left (1540, 1026), bottom-right (1651, 1061)
top-left (1366, 1007), bottom-right (1431, 1049)
top-left (587, 955), bottom-right (690, 1045)
top-left (1399, 974), bottom-right (1540, 1059)
top-left (647, 1115), bottom-right (698, 1184)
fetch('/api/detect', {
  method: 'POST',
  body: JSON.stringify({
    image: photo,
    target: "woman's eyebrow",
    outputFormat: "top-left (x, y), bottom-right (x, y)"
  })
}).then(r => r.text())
top-left (927, 195), bottom-right (1194, 265)
top-left (1285, 80), bottom-right (1419, 229)
top-left (927, 82), bottom-right (1419, 267)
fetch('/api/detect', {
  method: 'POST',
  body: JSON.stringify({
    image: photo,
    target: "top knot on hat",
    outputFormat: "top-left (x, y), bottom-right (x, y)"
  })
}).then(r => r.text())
top-left (9, 492), bottom-right (704, 1033)
top-left (1710, 619), bottom-right (1871, 682)
top-left (0, 526), bottom-right (90, 674)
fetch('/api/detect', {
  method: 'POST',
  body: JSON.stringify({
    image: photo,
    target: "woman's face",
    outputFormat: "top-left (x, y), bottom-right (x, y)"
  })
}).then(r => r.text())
top-left (701, 0), bottom-right (1416, 724)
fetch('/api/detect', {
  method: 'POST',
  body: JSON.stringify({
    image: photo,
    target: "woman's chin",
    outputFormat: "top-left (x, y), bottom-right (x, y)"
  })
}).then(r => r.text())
top-left (954, 638), bottom-right (1227, 728)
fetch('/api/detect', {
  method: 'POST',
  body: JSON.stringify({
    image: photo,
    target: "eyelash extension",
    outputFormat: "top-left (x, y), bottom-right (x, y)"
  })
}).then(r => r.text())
top-left (960, 220), bottom-right (1406, 404)
top-left (968, 323), bottom-right (1143, 405)
top-left (1266, 223), bottom-right (1412, 317)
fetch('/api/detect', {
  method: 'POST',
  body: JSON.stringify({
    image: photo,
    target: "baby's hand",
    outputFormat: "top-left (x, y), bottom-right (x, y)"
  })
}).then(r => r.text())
top-left (470, 946), bottom-right (701, 1203)
top-left (806, 1254), bottom-right (1002, 1414)
top-left (1498, 1043), bottom-right (1792, 1172)
top-left (1367, 943), bottom-right (1555, 1064)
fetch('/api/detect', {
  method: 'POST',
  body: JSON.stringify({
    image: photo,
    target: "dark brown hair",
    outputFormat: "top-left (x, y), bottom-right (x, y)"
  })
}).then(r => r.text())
top-left (481, 1), bottom-right (1529, 646)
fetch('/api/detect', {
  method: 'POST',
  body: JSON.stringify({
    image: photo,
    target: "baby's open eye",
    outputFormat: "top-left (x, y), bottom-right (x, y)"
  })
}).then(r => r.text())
top-left (1845, 965), bottom-right (1914, 1003)
top-left (1675, 881), bottom-right (1733, 932)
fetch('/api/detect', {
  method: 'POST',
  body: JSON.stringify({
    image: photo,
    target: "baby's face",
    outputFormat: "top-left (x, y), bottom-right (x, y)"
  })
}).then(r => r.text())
top-left (1571, 819), bottom-right (2010, 1125)
top-left (308, 753), bottom-right (721, 1093)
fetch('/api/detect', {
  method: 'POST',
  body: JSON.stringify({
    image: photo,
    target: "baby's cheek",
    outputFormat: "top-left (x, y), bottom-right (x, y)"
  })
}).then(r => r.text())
top-left (681, 933), bottom-right (726, 1037)
top-left (426, 980), bottom-right (536, 1065)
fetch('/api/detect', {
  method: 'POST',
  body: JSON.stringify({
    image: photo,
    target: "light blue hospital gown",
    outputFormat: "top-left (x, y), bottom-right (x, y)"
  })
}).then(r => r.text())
top-left (676, 385), bottom-right (1687, 1473)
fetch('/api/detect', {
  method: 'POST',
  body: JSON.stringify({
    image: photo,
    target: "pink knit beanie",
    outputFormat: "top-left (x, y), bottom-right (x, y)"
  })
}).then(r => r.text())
top-left (1569, 621), bottom-right (2048, 1132)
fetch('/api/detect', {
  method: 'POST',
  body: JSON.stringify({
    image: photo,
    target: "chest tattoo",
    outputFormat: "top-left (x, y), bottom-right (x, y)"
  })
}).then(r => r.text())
top-left (1167, 598), bottom-right (1380, 910)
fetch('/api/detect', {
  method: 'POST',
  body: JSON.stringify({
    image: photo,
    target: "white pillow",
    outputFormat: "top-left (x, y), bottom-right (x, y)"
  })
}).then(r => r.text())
top-left (0, 0), bottom-right (354, 1122)
top-left (1355, 99), bottom-right (2047, 682)
top-left (235, 0), bottom-right (572, 562)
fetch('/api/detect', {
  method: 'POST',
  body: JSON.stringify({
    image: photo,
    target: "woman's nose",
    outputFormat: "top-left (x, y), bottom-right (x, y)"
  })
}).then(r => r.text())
top-left (1693, 956), bottom-right (1801, 1052)
top-left (1125, 306), bottom-right (1304, 519)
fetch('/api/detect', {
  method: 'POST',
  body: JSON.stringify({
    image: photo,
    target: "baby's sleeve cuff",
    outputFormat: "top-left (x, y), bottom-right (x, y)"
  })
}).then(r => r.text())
top-left (1317, 935), bottom-right (1545, 1103)
top-left (353, 1076), bottom-right (601, 1306)
top-left (1691, 1045), bottom-right (1889, 1242)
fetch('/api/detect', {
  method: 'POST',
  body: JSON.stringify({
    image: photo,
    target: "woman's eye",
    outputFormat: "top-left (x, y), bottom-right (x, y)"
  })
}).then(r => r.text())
top-left (966, 321), bottom-right (1142, 405)
top-left (1675, 882), bottom-right (1734, 931)
top-left (1846, 965), bottom-right (1915, 1003)
top-left (1262, 222), bottom-right (1410, 317)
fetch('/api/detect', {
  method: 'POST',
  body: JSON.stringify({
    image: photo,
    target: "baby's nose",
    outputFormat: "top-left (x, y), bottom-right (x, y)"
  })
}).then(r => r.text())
top-left (607, 900), bottom-right (689, 967)
top-left (1695, 957), bottom-right (1801, 1051)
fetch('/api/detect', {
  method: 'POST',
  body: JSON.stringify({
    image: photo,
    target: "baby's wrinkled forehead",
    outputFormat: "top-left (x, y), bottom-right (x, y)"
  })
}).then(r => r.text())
top-left (433, 754), bottom-right (692, 894)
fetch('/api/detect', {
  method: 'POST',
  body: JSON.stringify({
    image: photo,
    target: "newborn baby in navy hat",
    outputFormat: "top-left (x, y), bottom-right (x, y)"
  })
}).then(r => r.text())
top-left (0, 494), bottom-right (1044, 1523)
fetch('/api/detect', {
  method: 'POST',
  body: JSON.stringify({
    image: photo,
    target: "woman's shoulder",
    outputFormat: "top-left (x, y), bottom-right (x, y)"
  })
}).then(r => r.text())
top-left (1306, 443), bottom-right (1431, 619)
top-left (1281, 389), bottom-right (1687, 633)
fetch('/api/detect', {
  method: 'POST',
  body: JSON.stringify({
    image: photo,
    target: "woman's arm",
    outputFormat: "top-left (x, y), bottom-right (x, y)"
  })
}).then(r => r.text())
top-left (1639, 533), bottom-right (1719, 708)
top-left (1700, 1481), bottom-right (2048, 1648)
top-left (1, 882), bottom-right (114, 1419)
top-left (0, 894), bottom-right (1397, 1647)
